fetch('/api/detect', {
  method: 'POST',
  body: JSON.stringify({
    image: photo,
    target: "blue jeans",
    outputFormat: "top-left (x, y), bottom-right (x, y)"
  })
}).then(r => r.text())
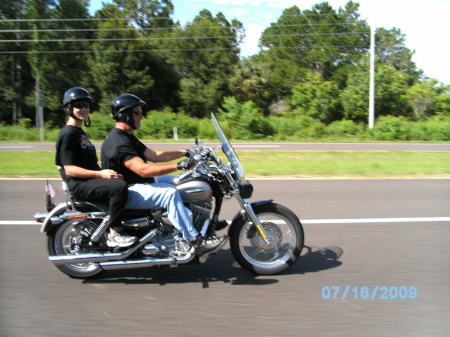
top-left (124, 175), bottom-right (198, 240)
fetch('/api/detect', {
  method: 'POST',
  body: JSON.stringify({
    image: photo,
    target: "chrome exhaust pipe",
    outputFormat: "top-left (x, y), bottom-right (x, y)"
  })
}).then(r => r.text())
top-left (100, 253), bottom-right (196, 270)
top-left (49, 229), bottom-right (158, 265)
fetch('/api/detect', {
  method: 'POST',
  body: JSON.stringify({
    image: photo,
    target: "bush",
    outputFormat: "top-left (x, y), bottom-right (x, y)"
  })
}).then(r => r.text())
top-left (137, 110), bottom-right (177, 138)
top-left (88, 114), bottom-right (116, 140)
top-left (327, 120), bottom-right (366, 138)
top-left (373, 116), bottom-right (412, 140)
top-left (272, 115), bottom-right (327, 140)
top-left (410, 118), bottom-right (450, 141)
top-left (373, 115), bottom-right (450, 141)
top-left (1, 111), bottom-right (449, 142)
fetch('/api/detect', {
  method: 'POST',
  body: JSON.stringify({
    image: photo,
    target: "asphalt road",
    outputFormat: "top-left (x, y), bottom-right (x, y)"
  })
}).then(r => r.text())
top-left (1, 179), bottom-right (449, 336)
top-left (1, 142), bottom-right (449, 151)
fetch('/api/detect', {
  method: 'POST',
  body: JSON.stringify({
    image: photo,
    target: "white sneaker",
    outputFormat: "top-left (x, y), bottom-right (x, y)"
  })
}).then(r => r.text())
top-left (107, 231), bottom-right (138, 247)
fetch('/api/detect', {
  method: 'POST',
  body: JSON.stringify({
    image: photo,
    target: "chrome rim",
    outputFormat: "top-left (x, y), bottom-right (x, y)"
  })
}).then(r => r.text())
top-left (238, 212), bottom-right (297, 270)
top-left (56, 220), bottom-right (100, 272)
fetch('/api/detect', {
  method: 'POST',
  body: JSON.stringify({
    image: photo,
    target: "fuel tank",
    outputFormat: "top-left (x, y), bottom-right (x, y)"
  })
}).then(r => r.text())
top-left (176, 180), bottom-right (213, 203)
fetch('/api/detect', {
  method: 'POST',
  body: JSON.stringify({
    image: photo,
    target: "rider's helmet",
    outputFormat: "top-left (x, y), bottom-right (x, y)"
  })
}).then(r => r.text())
top-left (110, 94), bottom-right (146, 129)
top-left (63, 87), bottom-right (93, 121)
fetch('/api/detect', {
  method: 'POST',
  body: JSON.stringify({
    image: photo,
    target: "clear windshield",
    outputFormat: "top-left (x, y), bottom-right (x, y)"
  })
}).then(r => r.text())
top-left (211, 113), bottom-right (246, 184)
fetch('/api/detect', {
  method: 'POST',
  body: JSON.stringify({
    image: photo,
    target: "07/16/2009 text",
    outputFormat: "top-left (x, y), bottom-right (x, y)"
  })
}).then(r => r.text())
top-left (321, 286), bottom-right (418, 300)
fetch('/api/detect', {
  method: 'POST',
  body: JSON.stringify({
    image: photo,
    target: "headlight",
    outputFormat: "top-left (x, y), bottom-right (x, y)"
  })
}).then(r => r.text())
top-left (239, 180), bottom-right (253, 199)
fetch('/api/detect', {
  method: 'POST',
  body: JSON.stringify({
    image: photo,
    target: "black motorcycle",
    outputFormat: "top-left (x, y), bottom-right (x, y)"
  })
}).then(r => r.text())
top-left (34, 114), bottom-right (304, 278)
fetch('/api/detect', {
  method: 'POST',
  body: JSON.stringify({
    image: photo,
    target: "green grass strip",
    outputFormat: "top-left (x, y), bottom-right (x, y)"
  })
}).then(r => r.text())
top-left (0, 151), bottom-right (449, 178)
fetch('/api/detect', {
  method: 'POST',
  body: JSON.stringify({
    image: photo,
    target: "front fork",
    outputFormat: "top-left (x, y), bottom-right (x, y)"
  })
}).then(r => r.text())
top-left (236, 197), bottom-right (272, 245)
top-left (223, 168), bottom-right (272, 244)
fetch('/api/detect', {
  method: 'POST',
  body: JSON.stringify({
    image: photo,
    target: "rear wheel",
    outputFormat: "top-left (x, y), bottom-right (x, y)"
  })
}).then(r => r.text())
top-left (229, 203), bottom-right (304, 275)
top-left (48, 219), bottom-right (104, 278)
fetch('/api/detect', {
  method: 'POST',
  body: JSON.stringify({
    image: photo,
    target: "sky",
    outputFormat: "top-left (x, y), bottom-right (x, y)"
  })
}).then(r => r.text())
top-left (89, 0), bottom-right (450, 85)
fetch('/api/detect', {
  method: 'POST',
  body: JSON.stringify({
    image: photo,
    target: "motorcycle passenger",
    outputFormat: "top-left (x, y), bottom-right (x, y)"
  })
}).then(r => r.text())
top-left (100, 93), bottom-right (228, 255)
top-left (56, 87), bottom-right (137, 247)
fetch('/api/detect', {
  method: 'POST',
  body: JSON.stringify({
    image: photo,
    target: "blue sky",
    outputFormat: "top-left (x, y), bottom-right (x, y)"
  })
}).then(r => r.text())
top-left (89, 0), bottom-right (450, 85)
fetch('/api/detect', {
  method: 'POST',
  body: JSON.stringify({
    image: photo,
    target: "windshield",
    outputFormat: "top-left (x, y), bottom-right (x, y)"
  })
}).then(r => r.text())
top-left (211, 113), bottom-right (246, 184)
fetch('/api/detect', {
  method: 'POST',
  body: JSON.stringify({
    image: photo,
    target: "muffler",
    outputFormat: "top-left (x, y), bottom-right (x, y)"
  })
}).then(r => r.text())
top-left (49, 229), bottom-right (158, 265)
top-left (99, 253), bottom-right (196, 270)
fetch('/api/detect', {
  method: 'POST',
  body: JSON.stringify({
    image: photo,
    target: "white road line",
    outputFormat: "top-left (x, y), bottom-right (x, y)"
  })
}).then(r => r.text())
top-left (1, 217), bottom-right (448, 226)
top-left (302, 217), bottom-right (450, 224)
top-left (233, 145), bottom-right (280, 148)
top-left (0, 145), bottom-right (34, 149)
top-left (0, 221), bottom-right (38, 225)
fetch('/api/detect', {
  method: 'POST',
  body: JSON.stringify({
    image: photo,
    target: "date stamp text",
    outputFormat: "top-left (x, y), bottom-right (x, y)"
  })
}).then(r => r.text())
top-left (321, 286), bottom-right (418, 300)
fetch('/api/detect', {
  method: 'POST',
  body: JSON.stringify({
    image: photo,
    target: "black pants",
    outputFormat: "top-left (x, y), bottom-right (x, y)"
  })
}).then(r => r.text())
top-left (73, 178), bottom-right (128, 228)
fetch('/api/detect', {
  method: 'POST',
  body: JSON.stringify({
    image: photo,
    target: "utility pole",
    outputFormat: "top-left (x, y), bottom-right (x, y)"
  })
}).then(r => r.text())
top-left (369, 26), bottom-right (375, 129)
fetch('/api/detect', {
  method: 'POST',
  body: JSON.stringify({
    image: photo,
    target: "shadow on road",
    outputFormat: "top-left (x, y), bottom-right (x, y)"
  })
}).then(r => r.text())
top-left (82, 245), bottom-right (343, 287)
top-left (293, 245), bottom-right (343, 274)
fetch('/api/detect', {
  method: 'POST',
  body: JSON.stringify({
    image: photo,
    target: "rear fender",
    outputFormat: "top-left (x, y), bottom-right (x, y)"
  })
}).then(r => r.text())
top-left (37, 201), bottom-right (105, 233)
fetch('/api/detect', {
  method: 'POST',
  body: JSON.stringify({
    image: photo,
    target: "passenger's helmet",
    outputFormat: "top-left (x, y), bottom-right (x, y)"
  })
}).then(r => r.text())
top-left (63, 87), bottom-right (93, 122)
top-left (63, 87), bottom-right (92, 107)
top-left (111, 94), bottom-right (146, 129)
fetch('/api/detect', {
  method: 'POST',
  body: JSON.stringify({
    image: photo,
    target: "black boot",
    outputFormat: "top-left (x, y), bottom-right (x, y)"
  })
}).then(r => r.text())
top-left (194, 235), bottom-right (228, 256)
top-left (214, 220), bottom-right (229, 231)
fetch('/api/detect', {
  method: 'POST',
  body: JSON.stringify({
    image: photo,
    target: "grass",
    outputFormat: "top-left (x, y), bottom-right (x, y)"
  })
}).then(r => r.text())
top-left (0, 150), bottom-right (449, 178)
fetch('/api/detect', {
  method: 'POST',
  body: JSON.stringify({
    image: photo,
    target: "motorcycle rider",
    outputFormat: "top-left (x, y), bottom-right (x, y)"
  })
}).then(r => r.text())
top-left (100, 93), bottom-right (228, 255)
top-left (56, 87), bottom-right (137, 247)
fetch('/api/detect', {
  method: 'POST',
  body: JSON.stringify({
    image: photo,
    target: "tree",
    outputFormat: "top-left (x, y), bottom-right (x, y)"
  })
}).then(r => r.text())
top-left (408, 80), bottom-right (450, 119)
top-left (341, 57), bottom-right (411, 122)
top-left (113, 0), bottom-right (174, 29)
top-left (0, 0), bottom-right (39, 125)
top-left (376, 27), bottom-right (421, 84)
top-left (23, 0), bottom-right (57, 127)
top-left (90, 4), bottom-right (154, 113)
top-left (166, 9), bottom-right (241, 117)
top-left (90, 1), bottom-right (179, 113)
top-left (290, 72), bottom-right (341, 123)
top-left (40, 0), bottom-right (95, 126)
top-left (227, 59), bottom-right (272, 115)
top-left (258, 1), bottom-right (370, 99)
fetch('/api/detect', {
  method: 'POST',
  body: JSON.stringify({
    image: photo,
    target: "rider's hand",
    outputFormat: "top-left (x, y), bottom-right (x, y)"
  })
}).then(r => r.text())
top-left (182, 149), bottom-right (193, 157)
top-left (177, 157), bottom-right (197, 170)
top-left (100, 169), bottom-right (123, 179)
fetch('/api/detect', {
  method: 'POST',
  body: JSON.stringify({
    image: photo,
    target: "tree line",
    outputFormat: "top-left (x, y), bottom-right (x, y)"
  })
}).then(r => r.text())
top-left (1, 0), bottom-right (449, 138)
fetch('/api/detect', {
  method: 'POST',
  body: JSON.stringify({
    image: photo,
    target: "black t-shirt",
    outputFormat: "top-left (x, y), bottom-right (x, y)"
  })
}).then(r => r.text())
top-left (55, 125), bottom-right (100, 191)
top-left (101, 128), bottom-right (155, 184)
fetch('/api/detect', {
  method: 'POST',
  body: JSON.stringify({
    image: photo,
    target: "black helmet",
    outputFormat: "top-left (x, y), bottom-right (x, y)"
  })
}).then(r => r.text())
top-left (63, 87), bottom-right (92, 107)
top-left (63, 87), bottom-right (93, 123)
top-left (111, 94), bottom-right (146, 129)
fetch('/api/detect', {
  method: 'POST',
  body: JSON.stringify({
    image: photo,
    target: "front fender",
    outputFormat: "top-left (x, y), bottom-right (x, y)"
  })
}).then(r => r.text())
top-left (227, 199), bottom-right (273, 235)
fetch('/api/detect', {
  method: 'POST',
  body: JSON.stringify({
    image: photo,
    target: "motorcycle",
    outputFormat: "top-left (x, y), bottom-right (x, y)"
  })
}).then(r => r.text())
top-left (34, 113), bottom-right (304, 278)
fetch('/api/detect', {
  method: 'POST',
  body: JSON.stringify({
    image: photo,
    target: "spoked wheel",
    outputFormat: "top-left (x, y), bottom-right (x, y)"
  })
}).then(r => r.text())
top-left (48, 218), bottom-right (105, 278)
top-left (229, 203), bottom-right (304, 275)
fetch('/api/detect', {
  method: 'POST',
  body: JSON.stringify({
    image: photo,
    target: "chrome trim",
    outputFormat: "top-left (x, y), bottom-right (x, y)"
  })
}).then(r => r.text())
top-left (48, 229), bottom-right (157, 265)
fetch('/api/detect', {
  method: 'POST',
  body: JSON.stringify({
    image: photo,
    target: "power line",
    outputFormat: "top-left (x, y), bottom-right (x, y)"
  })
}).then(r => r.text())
top-left (0, 44), bottom-right (370, 55)
top-left (0, 17), bottom-right (170, 22)
top-left (0, 47), bottom-right (237, 54)
top-left (0, 35), bottom-right (238, 43)
top-left (0, 13), bottom-right (362, 23)
top-left (1, 31), bottom-right (368, 43)
top-left (0, 22), bottom-right (359, 34)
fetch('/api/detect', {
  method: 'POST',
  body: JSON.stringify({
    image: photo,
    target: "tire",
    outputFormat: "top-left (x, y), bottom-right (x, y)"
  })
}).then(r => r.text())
top-left (229, 203), bottom-right (304, 275)
top-left (47, 218), bottom-right (104, 279)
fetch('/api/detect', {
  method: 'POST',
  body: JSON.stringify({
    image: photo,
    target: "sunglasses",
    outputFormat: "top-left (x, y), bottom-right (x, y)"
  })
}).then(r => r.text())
top-left (133, 111), bottom-right (144, 118)
top-left (73, 102), bottom-right (90, 109)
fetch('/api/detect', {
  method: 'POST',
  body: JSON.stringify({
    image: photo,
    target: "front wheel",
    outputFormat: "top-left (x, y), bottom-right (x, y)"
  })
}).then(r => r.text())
top-left (229, 203), bottom-right (304, 275)
top-left (47, 219), bottom-right (104, 278)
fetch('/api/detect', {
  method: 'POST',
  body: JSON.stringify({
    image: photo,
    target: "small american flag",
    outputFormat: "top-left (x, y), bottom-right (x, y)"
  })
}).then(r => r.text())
top-left (45, 181), bottom-right (58, 198)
